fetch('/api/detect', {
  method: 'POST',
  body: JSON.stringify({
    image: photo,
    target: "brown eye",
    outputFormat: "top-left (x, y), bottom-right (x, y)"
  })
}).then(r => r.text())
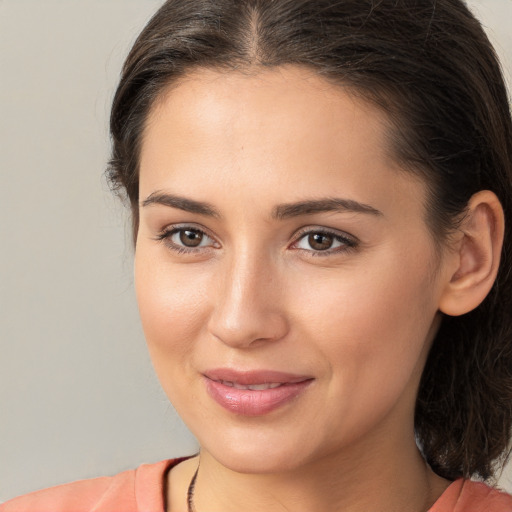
top-left (308, 232), bottom-right (334, 251)
top-left (179, 229), bottom-right (204, 247)
top-left (293, 228), bottom-right (357, 255)
top-left (158, 226), bottom-right (218, 253)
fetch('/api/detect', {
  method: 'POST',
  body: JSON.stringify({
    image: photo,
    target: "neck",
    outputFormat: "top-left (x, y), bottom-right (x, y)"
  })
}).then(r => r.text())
top-left (182, 428), bottom-right (448, 512)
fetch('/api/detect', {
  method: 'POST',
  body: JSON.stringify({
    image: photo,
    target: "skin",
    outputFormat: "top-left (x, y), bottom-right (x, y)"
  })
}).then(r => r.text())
top-left (134, 66), bottom-right (501, 512)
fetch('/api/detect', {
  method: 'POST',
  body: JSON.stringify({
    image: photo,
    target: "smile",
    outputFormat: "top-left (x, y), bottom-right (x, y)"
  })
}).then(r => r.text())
top-left (203, 369), bottom-right (313, 416)
top-left (218, 381), bottom-right (283, 390)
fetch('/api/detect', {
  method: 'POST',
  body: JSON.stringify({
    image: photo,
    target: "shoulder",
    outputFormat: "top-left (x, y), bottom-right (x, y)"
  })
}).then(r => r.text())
top-left (0, 458), bottom-right (181, 512)
top-left (1, 472), bottom-right (133, 512)
top-left (431, 478), bottom-right (512, 512)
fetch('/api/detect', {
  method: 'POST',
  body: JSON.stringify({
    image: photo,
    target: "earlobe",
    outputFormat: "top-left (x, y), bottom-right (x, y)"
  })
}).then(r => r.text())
top-left (439, 190), bottom-right (505, 317)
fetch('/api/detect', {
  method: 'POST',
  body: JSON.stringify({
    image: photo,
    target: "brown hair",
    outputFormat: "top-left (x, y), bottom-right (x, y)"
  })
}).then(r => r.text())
top-left (108, 0), bottom-right (512, 481)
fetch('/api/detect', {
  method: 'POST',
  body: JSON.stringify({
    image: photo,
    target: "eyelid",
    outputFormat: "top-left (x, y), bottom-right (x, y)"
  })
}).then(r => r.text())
top-left (154, 223), bottom-right (358, 256)
top-left (290, 226), bottom-right (359, 255)
top-left (155, 223), bottom-right (220, 252)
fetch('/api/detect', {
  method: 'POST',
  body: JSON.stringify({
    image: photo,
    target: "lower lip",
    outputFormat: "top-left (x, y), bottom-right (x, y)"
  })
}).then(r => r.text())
top-left (204, 378), bottom-right (313, 416)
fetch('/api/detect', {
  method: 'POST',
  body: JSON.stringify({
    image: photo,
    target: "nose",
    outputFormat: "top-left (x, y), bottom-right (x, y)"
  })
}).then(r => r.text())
top-left (207, 251), bottom-right (289, 349)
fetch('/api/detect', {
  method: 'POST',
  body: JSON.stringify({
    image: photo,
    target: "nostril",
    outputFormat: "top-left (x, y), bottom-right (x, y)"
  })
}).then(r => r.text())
top-left (207, 308), bottom-right (289, 349)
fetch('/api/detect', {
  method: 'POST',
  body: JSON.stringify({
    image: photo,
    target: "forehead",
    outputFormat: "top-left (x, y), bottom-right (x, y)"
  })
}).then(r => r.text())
top-left (144, 66), bottom-right (391, 153)
top-left (139, 66), bottom-right (426, 221)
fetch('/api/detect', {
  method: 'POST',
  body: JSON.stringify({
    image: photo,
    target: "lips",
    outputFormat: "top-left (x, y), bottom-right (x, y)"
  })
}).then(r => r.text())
top-left (203, 369), bottom-right (313, 416)
top-left (218, 381), bottom-right (283, 390)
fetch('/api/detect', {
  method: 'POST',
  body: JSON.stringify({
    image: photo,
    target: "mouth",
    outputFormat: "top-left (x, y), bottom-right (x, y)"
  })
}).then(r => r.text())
top-left (217, 381), bottom-right (283, 390)
top-left (203, 369), bottom-right (314, 416)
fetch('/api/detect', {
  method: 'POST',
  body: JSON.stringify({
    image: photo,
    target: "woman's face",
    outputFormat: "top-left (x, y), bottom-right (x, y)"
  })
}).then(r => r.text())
top-left (136, 66), bottom-right (452, 473)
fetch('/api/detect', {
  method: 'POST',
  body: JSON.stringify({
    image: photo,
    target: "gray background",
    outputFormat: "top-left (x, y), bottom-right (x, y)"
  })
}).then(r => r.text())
top-left (0, 0), bottom-right (511, 503)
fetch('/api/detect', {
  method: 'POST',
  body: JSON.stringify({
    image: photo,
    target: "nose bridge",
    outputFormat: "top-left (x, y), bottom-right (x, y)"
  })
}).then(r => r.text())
top-left (207, 245), bottom-right (287, 347)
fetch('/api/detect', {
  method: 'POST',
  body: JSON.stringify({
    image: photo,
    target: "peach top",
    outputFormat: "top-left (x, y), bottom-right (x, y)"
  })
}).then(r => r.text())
top-left (2, 458), bottom-right (512, 512)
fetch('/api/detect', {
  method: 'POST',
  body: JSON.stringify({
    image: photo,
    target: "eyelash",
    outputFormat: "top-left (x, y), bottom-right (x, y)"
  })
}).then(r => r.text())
top-left (155, 225), bottom-right (358, 257)
top-left (290, 227), bottom-right (358, 257)
top-left (155, 225), bottom-right (218, 255)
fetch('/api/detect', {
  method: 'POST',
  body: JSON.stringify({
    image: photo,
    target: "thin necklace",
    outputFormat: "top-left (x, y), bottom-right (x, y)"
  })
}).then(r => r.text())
top-left (186, 460), bottom-right (437, 512)
top-left (187, 465), bottom-right (199, 512)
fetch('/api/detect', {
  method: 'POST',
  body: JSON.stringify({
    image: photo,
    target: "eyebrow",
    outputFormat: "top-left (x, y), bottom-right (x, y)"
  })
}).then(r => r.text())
top-left (142, 192), bottom-right (221, 218)
top-left (141, 192), bottom-right (382, 219)
top-left (272, 198), bottom-right (382, 219)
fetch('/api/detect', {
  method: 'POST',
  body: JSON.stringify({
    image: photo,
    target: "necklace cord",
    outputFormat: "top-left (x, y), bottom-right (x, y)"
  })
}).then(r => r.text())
top-left (187, 465), bottom-right (199, 512)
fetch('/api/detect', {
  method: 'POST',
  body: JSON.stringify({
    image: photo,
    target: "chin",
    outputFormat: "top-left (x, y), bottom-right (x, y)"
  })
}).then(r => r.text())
top-left (195, 422), bottom-right (322, 475)
top-left (206, 445), bottom-right (305, 475)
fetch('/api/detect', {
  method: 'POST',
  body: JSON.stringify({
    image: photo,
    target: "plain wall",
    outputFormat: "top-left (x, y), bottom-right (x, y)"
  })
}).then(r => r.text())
top-left (0, 0), bottom-right (511, 502)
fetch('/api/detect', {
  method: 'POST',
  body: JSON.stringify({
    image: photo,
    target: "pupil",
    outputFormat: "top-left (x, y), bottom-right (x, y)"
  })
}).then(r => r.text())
top-left (180, 230), bottom-right (202, 247)
top-left (309, 232), bottom-right (333, 250)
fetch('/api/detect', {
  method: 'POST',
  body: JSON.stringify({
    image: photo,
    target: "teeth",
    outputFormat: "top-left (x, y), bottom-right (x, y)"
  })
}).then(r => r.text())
top-left (220, 380), bottom-right (282, 390)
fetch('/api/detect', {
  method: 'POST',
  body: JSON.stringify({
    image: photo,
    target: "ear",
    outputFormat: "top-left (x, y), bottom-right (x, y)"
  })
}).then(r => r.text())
top-left (439, 190), bottom-right (505, 316)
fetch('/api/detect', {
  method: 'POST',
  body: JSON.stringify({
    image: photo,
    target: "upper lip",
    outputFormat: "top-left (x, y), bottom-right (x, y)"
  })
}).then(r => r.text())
top-left (203, 368), bottom-right (313, 385)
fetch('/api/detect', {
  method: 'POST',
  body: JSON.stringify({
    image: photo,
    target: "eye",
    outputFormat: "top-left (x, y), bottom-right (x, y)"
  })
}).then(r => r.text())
top-left (292, 228), bottom-right (357, 255)
top-left (172, 228), bottom-right (209, 248)
top-left (156, 225), bottom-right (218, 253)
top-left (301, 232), bottom-right (338, 251)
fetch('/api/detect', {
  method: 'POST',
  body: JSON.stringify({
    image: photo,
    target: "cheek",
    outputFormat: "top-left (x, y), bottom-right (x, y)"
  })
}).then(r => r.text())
top-left (134, 248), bottom-right (210, 366)
top-left (295, 261), bottom-right (435, 338)
top-left (290, 253), bottom-right (439, 402)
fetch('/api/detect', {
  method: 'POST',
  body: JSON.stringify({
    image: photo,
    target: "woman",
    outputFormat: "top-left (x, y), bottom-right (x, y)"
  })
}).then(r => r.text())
top-left (2, 0), bottom-right (512, 511)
